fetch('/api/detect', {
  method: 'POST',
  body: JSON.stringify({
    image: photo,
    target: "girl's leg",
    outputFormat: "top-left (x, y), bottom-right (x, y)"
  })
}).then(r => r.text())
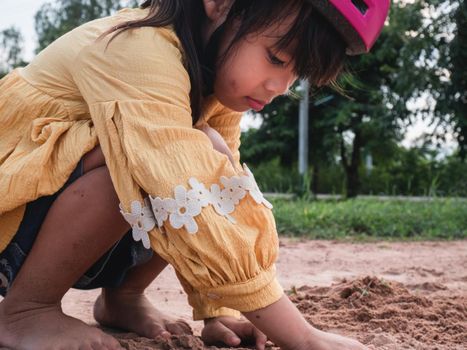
top-left (0, 146), bottom-right (189, 350)
top-left (84, 145), bottom-right (192, 337)
top-left (0, 164), bottom-right (128, 350)
top-left (93, 253), bottom-right (192, 338)
top-left (243, 295), bottom-right (368, 350)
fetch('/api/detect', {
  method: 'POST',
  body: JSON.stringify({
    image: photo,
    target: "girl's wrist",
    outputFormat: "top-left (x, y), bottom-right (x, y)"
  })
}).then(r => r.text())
top-left (203, 317), bottom-right (215, 325)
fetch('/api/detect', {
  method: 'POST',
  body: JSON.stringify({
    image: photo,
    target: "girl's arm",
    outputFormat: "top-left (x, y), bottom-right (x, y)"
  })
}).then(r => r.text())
top-left (243, 294), bottom-right (369, 350)
top-left (201, 294), bottom-right (369, 350)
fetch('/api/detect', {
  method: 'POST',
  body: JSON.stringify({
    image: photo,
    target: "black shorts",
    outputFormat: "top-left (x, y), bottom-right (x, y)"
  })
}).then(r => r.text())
top-left (0, 160), bottom-right (153, 296)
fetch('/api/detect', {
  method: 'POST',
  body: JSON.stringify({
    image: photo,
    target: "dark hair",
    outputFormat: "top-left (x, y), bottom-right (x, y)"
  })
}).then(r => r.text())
top-left (106, 0), bottom-right (346, 124)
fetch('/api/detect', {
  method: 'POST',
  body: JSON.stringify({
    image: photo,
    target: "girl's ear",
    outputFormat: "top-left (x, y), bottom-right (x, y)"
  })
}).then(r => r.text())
top-left (203, 0), bottom-right (234, 23)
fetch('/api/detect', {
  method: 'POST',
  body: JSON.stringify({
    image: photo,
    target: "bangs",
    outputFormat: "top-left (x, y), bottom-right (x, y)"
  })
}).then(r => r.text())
top-left (275, 2), bottom-right (346, 86)
top-left (224, 0), bottom-right (347, 87)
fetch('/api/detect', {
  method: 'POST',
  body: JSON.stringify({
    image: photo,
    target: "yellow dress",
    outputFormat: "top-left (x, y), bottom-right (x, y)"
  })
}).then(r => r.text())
top-left (0, 8), bottom-right (282, 319)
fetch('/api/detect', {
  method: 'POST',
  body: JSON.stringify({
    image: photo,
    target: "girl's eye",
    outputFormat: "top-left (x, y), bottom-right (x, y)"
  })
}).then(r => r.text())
top-left (267, 50), bottom-right (286, 66)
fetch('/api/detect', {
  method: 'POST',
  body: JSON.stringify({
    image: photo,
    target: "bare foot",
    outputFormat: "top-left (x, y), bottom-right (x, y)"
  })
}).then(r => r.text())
top-left (94, 290), bottom-right (193, 339)
top-left (0, 300), bottom-right (123, 350)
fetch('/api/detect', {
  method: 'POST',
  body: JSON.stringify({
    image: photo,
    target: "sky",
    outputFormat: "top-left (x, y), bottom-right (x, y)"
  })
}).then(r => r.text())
top-left (1, 0), bottom-right (46, 61)
top-left (0, 0), bottom-right (457, 153)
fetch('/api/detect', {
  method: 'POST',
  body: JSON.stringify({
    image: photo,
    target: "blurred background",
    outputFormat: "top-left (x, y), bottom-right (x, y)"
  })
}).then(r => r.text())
top-left (1, 0), bottom-right (466, 239)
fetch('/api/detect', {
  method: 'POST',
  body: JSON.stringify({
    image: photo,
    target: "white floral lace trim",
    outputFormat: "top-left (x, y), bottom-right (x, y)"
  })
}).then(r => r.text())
top-left (119, 164), bottom-right (272, 249)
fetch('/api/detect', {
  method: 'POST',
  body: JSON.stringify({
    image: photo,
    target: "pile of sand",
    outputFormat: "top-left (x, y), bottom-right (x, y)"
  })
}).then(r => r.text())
top-left (291, 276), bottom-right (466, 349)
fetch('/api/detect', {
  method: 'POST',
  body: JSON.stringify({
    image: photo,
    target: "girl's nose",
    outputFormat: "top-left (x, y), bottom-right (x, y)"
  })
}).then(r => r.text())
top-left (264, 74), bottom-right (295, 97)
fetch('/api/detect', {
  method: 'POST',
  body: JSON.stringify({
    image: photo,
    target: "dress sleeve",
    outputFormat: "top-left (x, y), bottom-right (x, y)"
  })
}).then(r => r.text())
top-left (71, 26), bottom-right (282, 320)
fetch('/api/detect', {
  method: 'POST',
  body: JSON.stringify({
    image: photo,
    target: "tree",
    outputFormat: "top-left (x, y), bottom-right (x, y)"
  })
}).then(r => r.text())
top-left (0, 27), bottom-right (26, 77)
top-left (436, 1), bottom-right (467, 161)
top-left (241, 94), bottom-right (299, 167)
top-left (35, 0), bottom-right (139, 52)
top-left (323, 0), bottom-right (455, 198)
top-left (243, 1), bottom-right (459, 198)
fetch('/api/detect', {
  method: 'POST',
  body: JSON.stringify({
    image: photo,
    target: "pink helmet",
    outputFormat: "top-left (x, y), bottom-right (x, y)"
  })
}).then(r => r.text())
top-left (307, 0), bottom-right (390, 55)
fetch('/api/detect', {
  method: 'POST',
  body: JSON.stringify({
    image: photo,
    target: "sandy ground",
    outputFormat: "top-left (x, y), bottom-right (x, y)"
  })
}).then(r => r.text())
top-left (3, 239), bottom-right (466, 349)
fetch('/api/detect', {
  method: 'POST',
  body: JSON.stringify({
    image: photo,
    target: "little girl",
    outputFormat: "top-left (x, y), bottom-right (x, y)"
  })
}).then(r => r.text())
top-left (0, 0), bottom-right (389, 349)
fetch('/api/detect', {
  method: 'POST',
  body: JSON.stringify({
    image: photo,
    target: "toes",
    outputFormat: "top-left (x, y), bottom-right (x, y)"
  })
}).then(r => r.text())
top-left (165, 319), bottom-right (193, 335)
top-left (104, 337), bottom-right (125, 350)
top-left (145, 323), bottom-right (171, 339)
top-left (89, 335), bottom-right (123, 350)
top-left (79, 345), bottom-right (94, 350)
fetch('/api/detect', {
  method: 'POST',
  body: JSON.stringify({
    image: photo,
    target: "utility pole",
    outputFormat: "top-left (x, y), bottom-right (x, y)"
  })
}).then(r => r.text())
top-left (298, 79), bottom-right (334, 195)
top-left (298, 79), bottom-right (310, 180)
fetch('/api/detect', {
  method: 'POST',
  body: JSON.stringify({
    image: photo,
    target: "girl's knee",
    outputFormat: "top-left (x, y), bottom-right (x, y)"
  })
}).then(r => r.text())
top-left (83, 145), bottom-right (106, 173)
top-left (67, 162), bottom-right (117, 207)
top-left (63, 166), bottom-right (124, 228)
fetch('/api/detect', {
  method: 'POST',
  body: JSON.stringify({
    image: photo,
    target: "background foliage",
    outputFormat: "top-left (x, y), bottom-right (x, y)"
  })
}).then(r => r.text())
top-left (242, 0), bottom-right (467, 198)
top-left (0, 0), bottom-right (466, 199)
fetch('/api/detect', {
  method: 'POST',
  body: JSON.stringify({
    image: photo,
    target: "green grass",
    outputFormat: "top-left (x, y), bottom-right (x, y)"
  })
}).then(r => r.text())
top-left (269, 197), bottom-right (467, 240)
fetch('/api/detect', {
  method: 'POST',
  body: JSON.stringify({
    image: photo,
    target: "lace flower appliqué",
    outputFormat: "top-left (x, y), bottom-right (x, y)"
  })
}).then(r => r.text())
top-left (169, 185), bottom-right (202, 234)
top-left (120, 164), bottom-right (272, 245)
top-left (119, 199), bottom-right (155, 249)
top-left (240, 165), bottom-right (273, 209)
top-left (148, 196), bottom-right (176, 227)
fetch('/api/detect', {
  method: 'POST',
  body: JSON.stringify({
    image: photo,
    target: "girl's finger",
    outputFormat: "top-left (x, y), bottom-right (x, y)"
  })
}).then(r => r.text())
top-left (202, 320), bottom-right (241, 347)
top-left (227, 320), bottom-right (267, 349)
top-left (253, 327), bottom-right (268, 350)
top-left (218, 322), bottom-right (242, 347)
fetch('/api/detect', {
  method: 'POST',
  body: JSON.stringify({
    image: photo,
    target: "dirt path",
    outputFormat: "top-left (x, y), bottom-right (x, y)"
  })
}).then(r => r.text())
top-left (1, 239), bottom-right (464, 349)
top-left (56, 239), bottom-right (467, 349)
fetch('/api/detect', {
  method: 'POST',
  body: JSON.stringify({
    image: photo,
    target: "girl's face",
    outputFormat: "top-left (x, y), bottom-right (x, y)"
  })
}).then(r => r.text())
top-left (213, 18), bottom-right (298, 112)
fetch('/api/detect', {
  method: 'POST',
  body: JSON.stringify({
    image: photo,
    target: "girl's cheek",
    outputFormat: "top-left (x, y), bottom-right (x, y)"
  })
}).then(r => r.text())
top-left (228, 78), bottom-right (239, 93)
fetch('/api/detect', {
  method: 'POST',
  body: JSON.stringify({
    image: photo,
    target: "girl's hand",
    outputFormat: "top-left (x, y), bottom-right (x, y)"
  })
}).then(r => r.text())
top-left (201, 316), bottom-right (268, 350)
top-left (195, 124), bottom-right (237, 168)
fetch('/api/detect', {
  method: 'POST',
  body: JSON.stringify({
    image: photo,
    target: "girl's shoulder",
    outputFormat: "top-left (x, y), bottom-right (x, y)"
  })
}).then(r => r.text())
top-left (23, 7), bottom-right (185, 87)
top-left (113, 8), bottom-right (180, 44)
top-left (66, 8), bottom-right (185, 72)
top-left (88, 8), bottom-right (182, 52)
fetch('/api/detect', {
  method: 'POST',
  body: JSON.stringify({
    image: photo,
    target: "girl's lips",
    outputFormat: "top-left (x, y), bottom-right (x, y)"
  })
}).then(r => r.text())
top-left (246, 97), bottom-right (266, 111)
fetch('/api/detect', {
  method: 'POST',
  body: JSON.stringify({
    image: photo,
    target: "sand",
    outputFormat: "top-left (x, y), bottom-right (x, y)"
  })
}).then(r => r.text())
top-left (290, 276), bottom-right (466, 349)
top-left (2, 239), bottom-right (466, 349)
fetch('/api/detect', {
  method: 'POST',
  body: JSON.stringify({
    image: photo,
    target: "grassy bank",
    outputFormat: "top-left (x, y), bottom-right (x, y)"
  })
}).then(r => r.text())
top-left (269, 197), bottom-right (467, 240)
